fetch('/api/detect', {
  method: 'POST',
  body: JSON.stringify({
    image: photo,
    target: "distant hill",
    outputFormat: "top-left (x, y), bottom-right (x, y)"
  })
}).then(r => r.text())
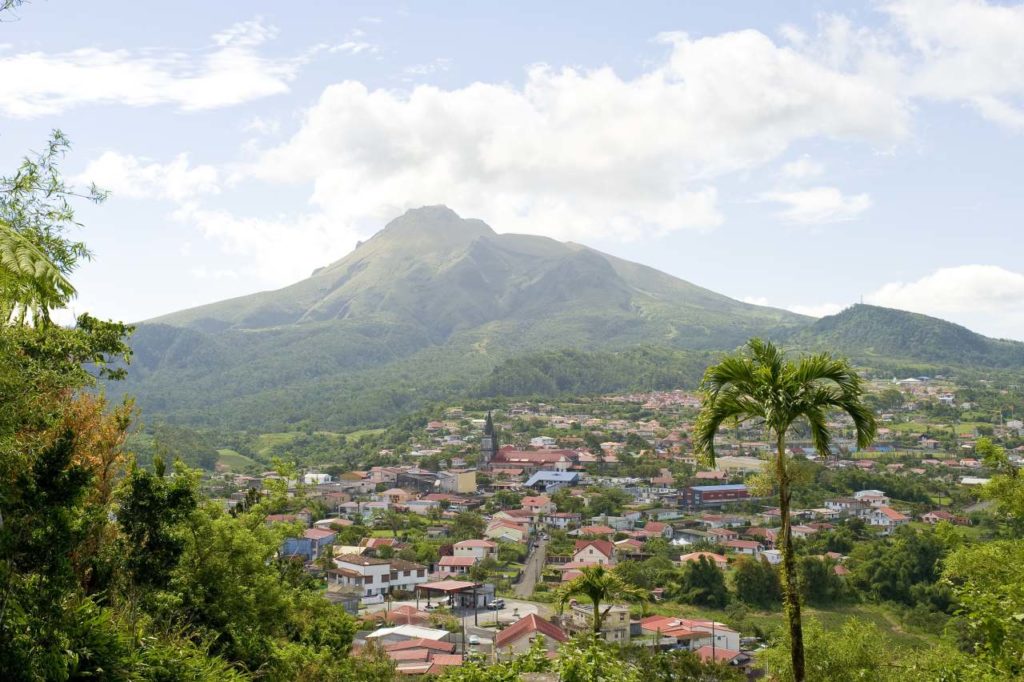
top-left (787, 304), bottom-right (1024, 369)
top-left (116, 207), bottom-right (1023, 430)
top-left (116, 206), bottom-right (806, 430)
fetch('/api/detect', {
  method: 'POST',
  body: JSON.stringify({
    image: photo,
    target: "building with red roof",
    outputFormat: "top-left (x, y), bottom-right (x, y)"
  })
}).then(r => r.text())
top-left (494, 614), bottom-right (567, 660)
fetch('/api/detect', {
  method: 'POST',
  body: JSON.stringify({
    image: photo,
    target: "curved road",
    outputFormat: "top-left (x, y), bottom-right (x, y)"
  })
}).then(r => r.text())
top-left (514, 536), bottom-right (547, 599)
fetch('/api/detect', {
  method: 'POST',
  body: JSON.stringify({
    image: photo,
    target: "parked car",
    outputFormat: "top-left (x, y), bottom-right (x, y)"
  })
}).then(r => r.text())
top-left (487, 599), bottom-right (505, 610)
top-left (468, 634), bottom-right (480, 646)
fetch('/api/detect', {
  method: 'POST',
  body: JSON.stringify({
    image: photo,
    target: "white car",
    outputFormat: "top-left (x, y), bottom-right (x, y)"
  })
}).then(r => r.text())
top-left (468, 635), bottom-right (480, 646)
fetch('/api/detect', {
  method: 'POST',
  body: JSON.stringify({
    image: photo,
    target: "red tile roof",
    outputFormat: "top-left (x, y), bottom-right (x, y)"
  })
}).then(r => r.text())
top-left (574, 539), bottom-right (614, 558)
top-left (384, 638), bottom-right (456, 653)
top-left (494, 614), bottom-right (568, 648)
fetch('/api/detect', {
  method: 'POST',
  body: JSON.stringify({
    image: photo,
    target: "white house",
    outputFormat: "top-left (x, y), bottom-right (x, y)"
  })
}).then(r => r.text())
top-left (868, 506), bottom-right (910, 535)
top-left (331, 555), bottom-right (393, 597)
top-left (572, 540), bottom-right (615, 566)
top-left (453, 539), bottom-right (498, 562)
top-left (438, 555), bottom-right (477, 576)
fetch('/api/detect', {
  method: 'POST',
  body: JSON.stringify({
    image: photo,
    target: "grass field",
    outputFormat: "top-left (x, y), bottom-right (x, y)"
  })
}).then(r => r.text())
top-left (216, 448), bottom-right (257, 471)
top-left (254, 432), bottom-right (300, 458)
top-left (640, 601), bottom-right (937, 648)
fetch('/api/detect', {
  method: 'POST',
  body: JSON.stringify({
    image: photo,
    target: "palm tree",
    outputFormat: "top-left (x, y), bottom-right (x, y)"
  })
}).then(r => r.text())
top-left (0, 220), bottom-right (75, 325)
top-left (381, 509), bottom-right (404, 539)
top-left (693, 339), bottom-right (875, 682)
top-left (556, 565), bottom-right (646, 636)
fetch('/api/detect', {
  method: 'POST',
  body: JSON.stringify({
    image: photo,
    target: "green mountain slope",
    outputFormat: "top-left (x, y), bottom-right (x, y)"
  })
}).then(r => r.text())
top-left (118, 208), bottom-right (1024, 430)
top-left (787, 304), bottom-right (1024, 369)
top-left (118, 206), bottom-right (807, 429)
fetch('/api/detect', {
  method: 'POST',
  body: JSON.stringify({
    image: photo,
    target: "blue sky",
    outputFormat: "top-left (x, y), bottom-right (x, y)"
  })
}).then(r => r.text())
top-left (3, 0), bottom-right (1024, 339)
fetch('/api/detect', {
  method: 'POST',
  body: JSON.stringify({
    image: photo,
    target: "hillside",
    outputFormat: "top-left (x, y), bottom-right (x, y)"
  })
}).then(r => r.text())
top-left (118, 208), bottom-right (1024, 431)
top-left (787, 304), bottom-right (1024, 369)
top-left (117, 206), bottom-right (807, 429)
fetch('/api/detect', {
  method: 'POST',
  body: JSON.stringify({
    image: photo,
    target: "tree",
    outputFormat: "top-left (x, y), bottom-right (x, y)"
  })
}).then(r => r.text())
top-left (671, 556), bottom-right (729, 608)
top-left (451, 512), bottom-right (485, 542)
top-left (556, 565), bottom-right (646, 635)
top-left (693, 339), bottom-right (876, 682)
top-left (734, 556), bottom-right (782, 609)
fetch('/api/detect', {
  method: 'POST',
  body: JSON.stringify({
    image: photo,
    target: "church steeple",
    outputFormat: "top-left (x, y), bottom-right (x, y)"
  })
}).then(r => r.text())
top-left (481, 410), bottom-right (498, 465)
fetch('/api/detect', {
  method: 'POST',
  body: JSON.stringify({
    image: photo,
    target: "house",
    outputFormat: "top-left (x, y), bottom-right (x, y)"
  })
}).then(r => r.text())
top-left (790, 525), bottom-right (819, 540)
top-left (381, 488), bottom-right (413, 506)
top-left (330, 555), bottom-right (394, 597)
top-left (437, 469), bottom-right (477, 494)
top-left (452, 539), bottom-right (498, 562)
top-left (722, 539), bottom-right (763, 556)
top-left (922, 510), bottom-right (970, 526)
top-left (825, 497), bottom-right (870, 517)
top-left (696, 645), bottom-right (753, 671)
top-left (302, 528), bottom-right (336, 557)
top-left (707, 528), bottom-right (739, 543)
top-left (679, 552), bottom-right (728, 571)
top-left (437, 555), bottom-right (476, 576)
top-left (493, 614), bottom-right (567, 661)
top-left (388, 559), bottom-right (429, 593)
top-left (640, 615), bottom-right (739, 652)
top-left (521, 495), bottom-right (555, 516)
top-left (853, 490), bottom-right (889, 507)
top-left (485, 521), bottom-right (527, 543)
top-left (868, 506), bottom-right (910, 535)
top-left (574, 524), bottom-right (616, 538)
top-left (642, 521), bottom-right (673, 539)
top-left (565, 603), bottom-right (630, 644)
top-left (543, 511), bottom-right (582, 530)
top-left (573, 540), bottom-right (615, 566)
top-left (762, 549), bottom-right (782, 565)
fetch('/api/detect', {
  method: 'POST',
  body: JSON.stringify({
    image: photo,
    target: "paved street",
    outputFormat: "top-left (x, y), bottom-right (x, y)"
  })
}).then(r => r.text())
top-left (514, 536), bottom-right (547, 599)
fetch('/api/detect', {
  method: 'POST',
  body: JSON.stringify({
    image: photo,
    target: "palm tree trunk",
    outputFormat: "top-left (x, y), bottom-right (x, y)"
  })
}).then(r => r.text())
top-left (777, 434), bottom-right (805, 681)
top-left (592, 597), bottom-right (602, 636)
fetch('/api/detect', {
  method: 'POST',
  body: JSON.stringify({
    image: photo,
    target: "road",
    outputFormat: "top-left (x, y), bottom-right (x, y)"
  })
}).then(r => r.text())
top-left (514, 536), bottom-right (547, 599)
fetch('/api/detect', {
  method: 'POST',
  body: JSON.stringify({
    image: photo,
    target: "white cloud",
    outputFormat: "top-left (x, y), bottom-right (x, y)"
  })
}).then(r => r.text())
top-left (173, 203), bottom-right (360, 284)
top-left (759, 186), bottom-right (872, 224)
top-left (78, 152), bottom-right (220, 202)
top-left (0, 18), bottom-right (304, 117)
top-left (885, 0), bottom-right (1024, 131)
top-left (865, 265), bottom-right (1024, 340)
top-left (742, 296), bottom-right (770, 306)
top-left (780, 155), bottom-right (825, 179)
top-left (238, 30), bottom-right (904, 246)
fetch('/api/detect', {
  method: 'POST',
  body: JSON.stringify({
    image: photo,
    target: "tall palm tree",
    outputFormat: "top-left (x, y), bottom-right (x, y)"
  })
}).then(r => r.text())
top-left (693, 339), bottom-right (875, 682)
top-left (556, 565), bottom-right (646, 636)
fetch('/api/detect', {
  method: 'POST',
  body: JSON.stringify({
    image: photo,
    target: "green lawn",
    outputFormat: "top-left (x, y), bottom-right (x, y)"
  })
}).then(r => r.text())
top-left (216, 448), bottom-right (257, 471)
top-left (639, 601), bottom-right (937, 648)
top-left (255, 432), bottom-right (299, 458)
top-left (345, 428), bottom-right (386, 440)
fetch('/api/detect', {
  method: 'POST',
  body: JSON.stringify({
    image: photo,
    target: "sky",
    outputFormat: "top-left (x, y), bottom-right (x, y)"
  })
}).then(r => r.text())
top-left (3, 0), bottom-right (1024, 340)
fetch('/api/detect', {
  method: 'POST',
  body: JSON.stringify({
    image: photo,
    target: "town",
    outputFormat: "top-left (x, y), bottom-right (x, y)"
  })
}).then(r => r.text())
top-left (204, 376), bottom-right (1024, 678)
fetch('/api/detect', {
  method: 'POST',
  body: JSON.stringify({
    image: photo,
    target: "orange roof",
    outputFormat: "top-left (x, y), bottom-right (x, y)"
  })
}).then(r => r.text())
top-left (495, 614), bottom-right (568, 648)
top-left (574, 539), bottom-right (614, 558)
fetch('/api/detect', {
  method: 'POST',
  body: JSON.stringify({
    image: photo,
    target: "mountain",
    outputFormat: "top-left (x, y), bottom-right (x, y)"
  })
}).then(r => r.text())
top-left (787, 304), bottom-right (1024, 369)
top-left (118, 207), bottom-right (1024, 431)
top-left (118, 206), bottom-right (807, 429)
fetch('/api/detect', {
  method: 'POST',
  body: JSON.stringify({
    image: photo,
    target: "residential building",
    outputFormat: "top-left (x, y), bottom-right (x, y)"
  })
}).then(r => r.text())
top-left (330, 555), bottom-right (393, 597)
top-left (868, 506), bottom-right (910, 535)
top-left (452, 539), bottom-right (498, 562)
top-left (679, 552), bottom-right (728, 570)
top-left (438, 555), bottom-right (476, 576)
top-left (494, 614), bottom-right (568, 661)
top-left (566, 603), bottom-right (630, 644)
top-left (572, 540), bottom-right (615, 566)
